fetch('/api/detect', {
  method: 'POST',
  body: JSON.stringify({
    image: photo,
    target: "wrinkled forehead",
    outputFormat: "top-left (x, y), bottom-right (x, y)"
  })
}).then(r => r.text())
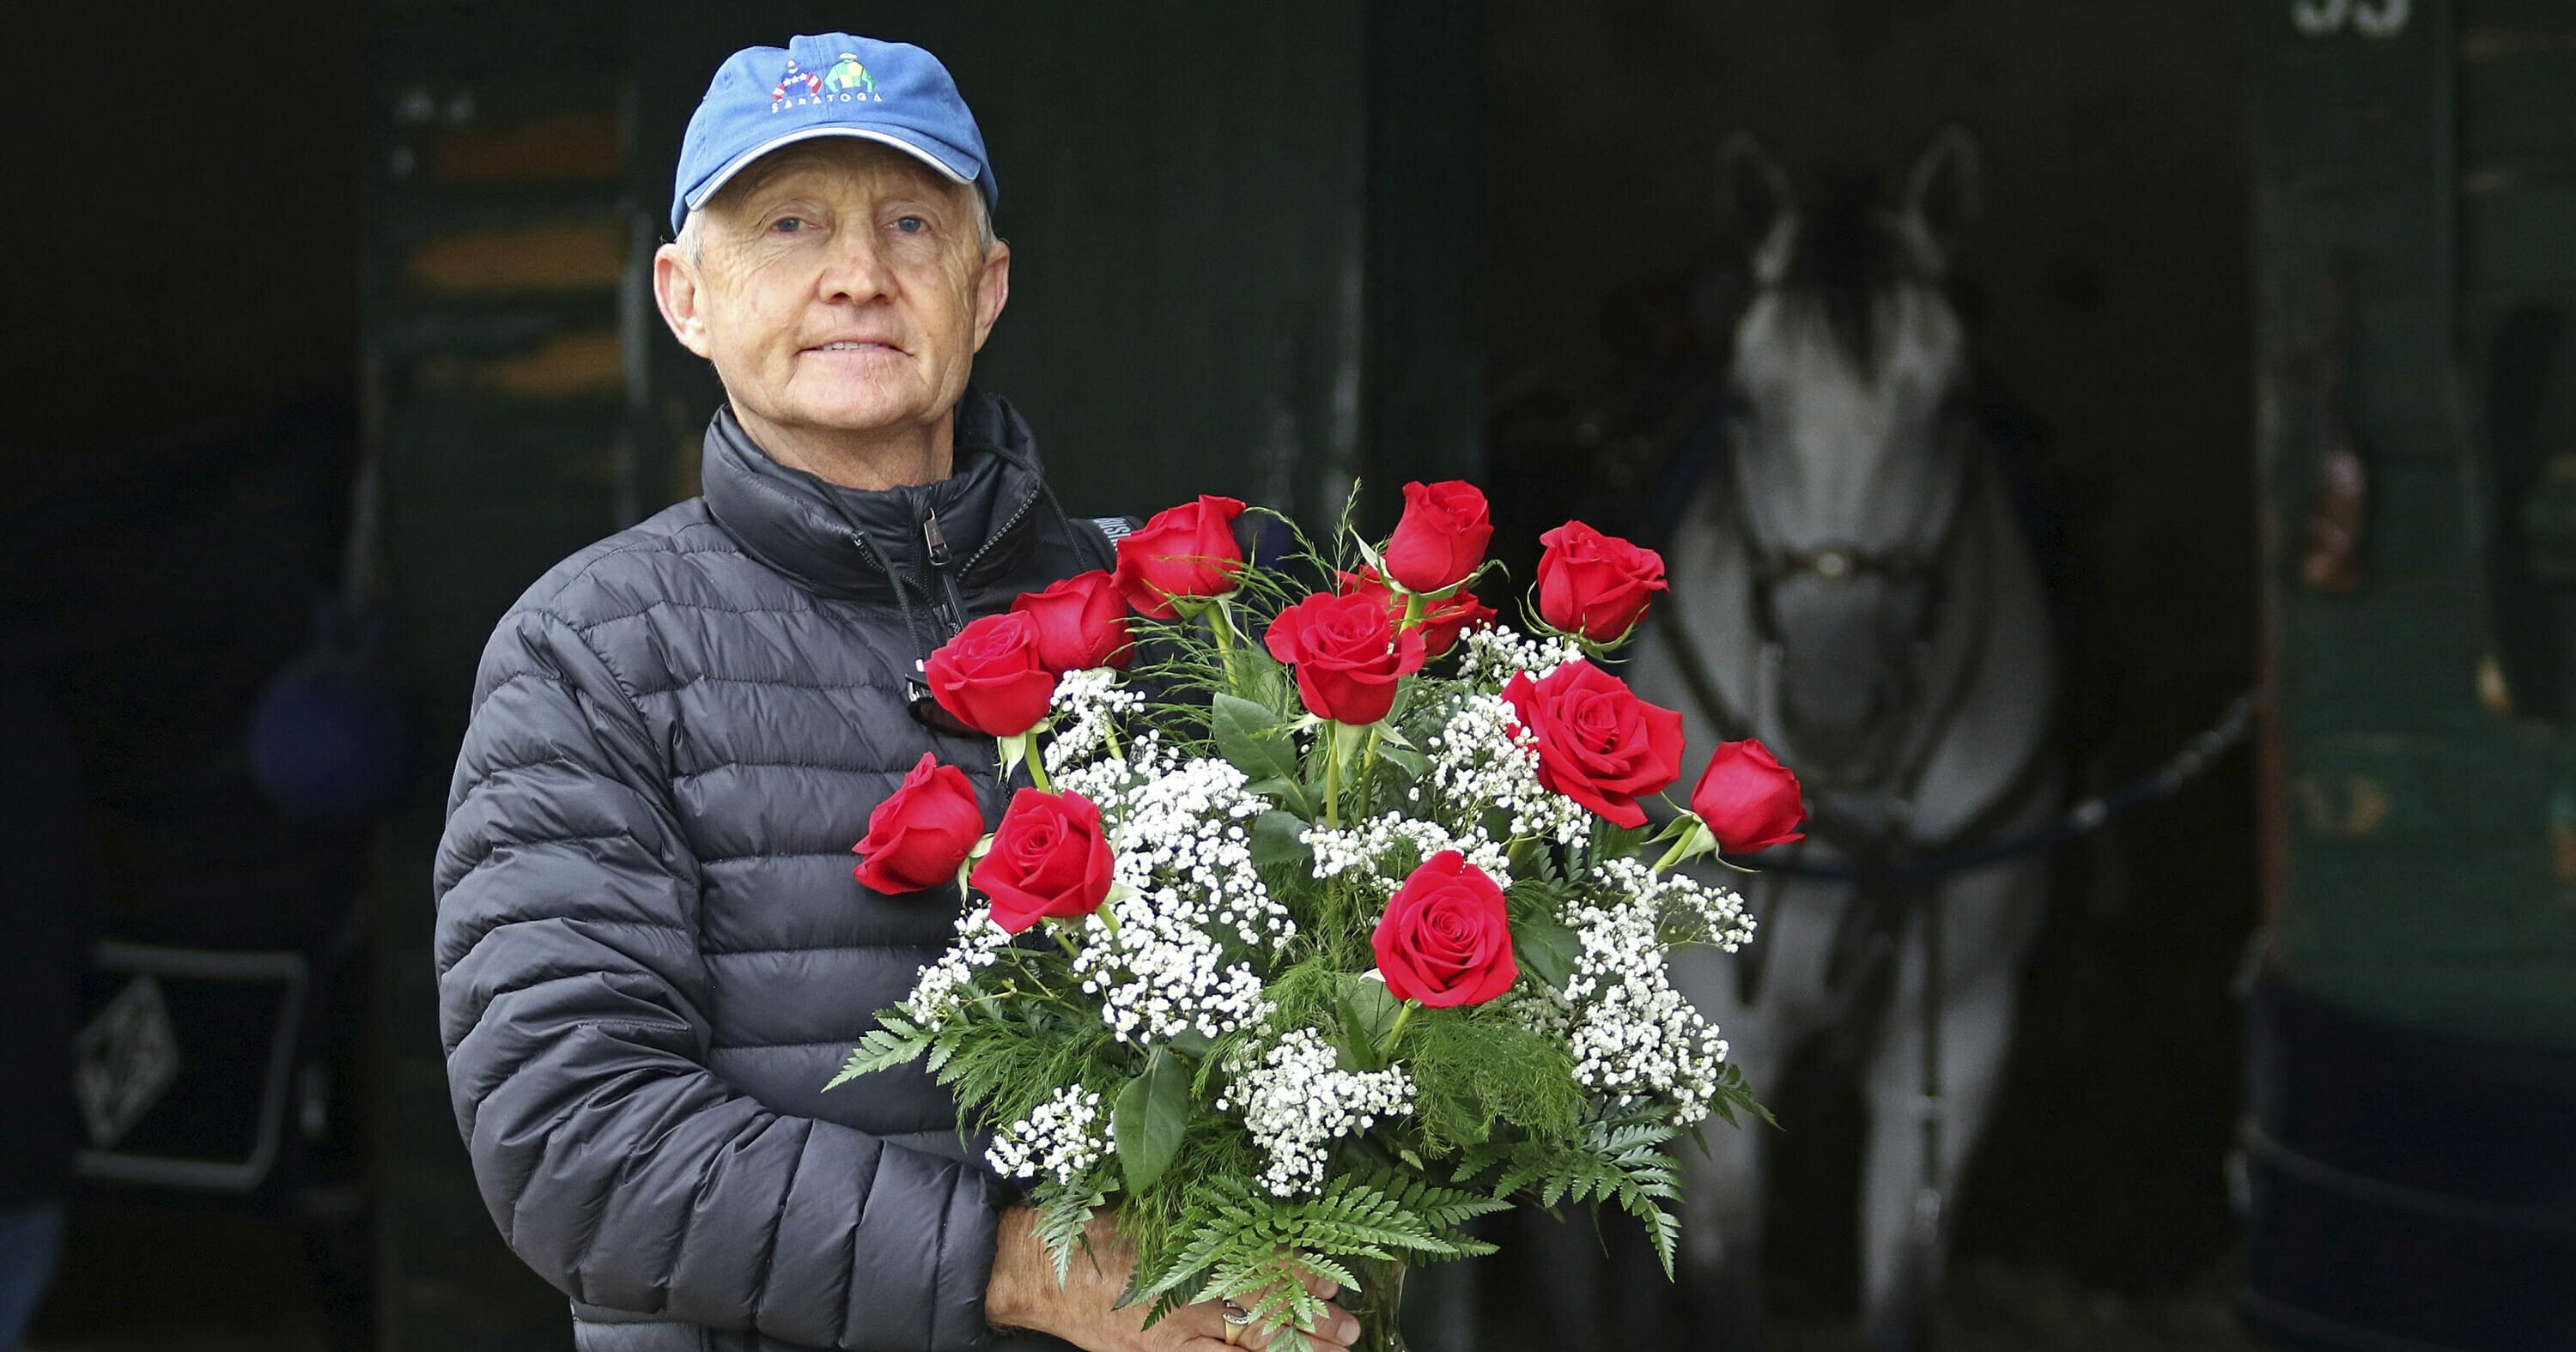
top-left (1731, 280), bottom-right (1965, 411)
top-left (705, 137), bottom-right (968, 215)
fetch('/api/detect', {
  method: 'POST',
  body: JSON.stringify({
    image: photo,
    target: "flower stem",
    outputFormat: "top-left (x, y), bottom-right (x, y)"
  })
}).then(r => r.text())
top-left (1021, 732), bottom-right (1055, 793)
top-left (1322, 731), bottom-right (1342, 828)
top-left (1206, 592), bottom-right (1240, 684)
top-left (1047, 922), bottom-right (1082, 962)
top-left (1377, 1000), bottom-right (1419, 1059)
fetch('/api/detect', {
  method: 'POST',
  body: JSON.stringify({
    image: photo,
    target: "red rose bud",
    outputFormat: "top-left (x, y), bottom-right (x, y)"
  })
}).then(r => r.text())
top-left (925, 612), bottom-right (1058, 737)
top-left (1383, 480), bottom-right (1493, 594)
top-left (1500, 658), bottom-right (1685, 829)
top-left (1114, 494), bottom-right (1248, 619)
top-left (1372, 851), bottom-right (1518, 1008)
top-left (971, 788), bottom-right (1116, 934)
top-left (851, 753), bottom-right (987, 894)
top-left (1262, 591), bottom-right (1428, 725)
top-left (1690, 738), bottom-right (1807, 854)
top-left (1337, 567), bottom-right (1496, 658)
top-left (1535, 520), bottom-right (1668, 642)
top-left (1011, 570), bottom-right (1134, 672)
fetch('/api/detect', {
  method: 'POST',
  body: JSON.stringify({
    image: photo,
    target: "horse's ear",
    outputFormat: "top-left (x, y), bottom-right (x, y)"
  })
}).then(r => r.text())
top-left (1902, 126), bottom-right (1981, 274)
top-left (1717, 130), bottom-right (1795, 285)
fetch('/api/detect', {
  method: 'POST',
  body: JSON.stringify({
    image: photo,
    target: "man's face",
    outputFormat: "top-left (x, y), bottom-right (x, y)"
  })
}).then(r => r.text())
top-left (655, 141), bottom-right (1008, 449)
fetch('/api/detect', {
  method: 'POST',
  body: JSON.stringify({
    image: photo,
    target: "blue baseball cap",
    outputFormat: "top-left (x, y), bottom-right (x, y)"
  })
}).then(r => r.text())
top-left (671, 33), bottom-right (995, 234)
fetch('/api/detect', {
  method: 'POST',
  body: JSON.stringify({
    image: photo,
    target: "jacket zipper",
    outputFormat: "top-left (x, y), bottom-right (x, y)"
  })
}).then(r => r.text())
top-left (920, 505), bottom-right (969, 636)
top-left (840, 482), bottom-right (1045, 639)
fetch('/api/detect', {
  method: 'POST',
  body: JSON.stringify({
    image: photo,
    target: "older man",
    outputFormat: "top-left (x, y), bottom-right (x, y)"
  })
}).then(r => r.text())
top-left (432, 34), bottom-right (1355, 1352)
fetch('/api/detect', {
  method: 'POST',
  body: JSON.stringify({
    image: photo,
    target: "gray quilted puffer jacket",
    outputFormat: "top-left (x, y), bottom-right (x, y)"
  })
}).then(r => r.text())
top-left (434, 392), bottom-right (1109, 1352)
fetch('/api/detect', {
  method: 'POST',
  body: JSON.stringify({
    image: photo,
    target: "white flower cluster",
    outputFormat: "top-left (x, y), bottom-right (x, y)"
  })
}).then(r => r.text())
top-left (1418, 692), bottom-right (1593, 846)
top-left (902, 905), bottom-right (1016, 1030)
top-left (1455, 624), bottom-right (1584, 691)
top-left (1302, 810), bottom-right (1511, 887)
top-left (1217, 1028), bottom-right (1415, 1196)
top-left (987, 1084), bottom-right (1110, 1185)
top-left (1595, 855), bottom-right (1757, 952)
top-left (1043, 667), bottom-right (1145, 776)
top-left (1061, 745), bottom-right (1292, 1046)
top-left (1555, 894), bottom-right (1730, 1125)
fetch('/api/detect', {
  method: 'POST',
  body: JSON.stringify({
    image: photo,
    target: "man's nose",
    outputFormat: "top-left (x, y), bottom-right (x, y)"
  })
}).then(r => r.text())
top-left (817, 228), bottom-right (896, 303)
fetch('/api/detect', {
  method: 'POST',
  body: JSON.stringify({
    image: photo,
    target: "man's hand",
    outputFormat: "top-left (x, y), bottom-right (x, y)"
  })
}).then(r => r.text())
top-left (986, 1207), bottom-right (1360, 1352)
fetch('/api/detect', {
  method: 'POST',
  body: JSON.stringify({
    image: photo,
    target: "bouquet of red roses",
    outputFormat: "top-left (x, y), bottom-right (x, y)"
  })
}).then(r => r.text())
top-left (834, 485), bottom-right (1801, 1351)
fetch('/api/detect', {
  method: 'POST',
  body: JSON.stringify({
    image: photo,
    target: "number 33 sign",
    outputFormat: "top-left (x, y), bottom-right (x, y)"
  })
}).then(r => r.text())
top-left (2293, 0), bottom-right (2412, 38)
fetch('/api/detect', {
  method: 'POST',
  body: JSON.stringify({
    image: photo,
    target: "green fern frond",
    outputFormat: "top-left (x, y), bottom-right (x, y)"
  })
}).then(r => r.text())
top-left (824, 1020), bottom-right (931, 1089)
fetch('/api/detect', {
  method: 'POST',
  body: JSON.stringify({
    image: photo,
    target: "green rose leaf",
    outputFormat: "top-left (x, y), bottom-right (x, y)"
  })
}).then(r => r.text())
top-left (1336, 973), bottom-right (1405, 1069)
top-left (1250, 809), bottom-right (1313, 866)
top-left (1213, 694), bottom-right (1303, 785)
top-left (1115, 1052), bottom-right (1190, 1192)
top-left (1514, 915), bottom-right (1582, 994)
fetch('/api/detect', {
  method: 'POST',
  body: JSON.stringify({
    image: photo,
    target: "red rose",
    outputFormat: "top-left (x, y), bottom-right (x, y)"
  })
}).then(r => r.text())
top-left (925, 612), bottom-right (1058, 737)
top-left (971, 788), bottom-right (1116, 933)
top-left (1114, 495), bottom-right (1248, 619)
top-left (1500, 659), bottom-right (1685, 829)
top-left (1383, 480), bottom-right (1493, 594)
top-left (851, 753), bottom-right (987, 894)
top-left (1690, 739), bottom-right (1807, 854)
top-left (1262, 591), bottom-right (1428, 725)
top-left (1372, 851), bottom-right (1517, 1008)
top-left (1011, 570), bottom-right (1134, 672)
top-left (1535, 521), bottom-right (1668, 642)
top-left (1337, 567), bottom-right (1496, 658)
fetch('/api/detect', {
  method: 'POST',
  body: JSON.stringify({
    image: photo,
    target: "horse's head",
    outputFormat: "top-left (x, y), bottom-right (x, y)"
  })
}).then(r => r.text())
top-left (1709, 130), bottom-right (1983, 790)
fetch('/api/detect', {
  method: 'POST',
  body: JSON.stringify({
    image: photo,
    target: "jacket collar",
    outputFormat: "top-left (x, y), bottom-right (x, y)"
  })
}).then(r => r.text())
top-left (699, 391), bottom-right (1052, 603)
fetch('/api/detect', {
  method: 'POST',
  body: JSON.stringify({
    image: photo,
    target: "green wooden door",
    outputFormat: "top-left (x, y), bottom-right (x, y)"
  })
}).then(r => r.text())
top-left (2252, 0), bottom-right (2576, 1049)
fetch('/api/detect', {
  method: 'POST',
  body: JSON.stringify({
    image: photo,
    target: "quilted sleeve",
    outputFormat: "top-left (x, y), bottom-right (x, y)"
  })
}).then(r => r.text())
top-left (433, 604), bottom-right (1007, 1352)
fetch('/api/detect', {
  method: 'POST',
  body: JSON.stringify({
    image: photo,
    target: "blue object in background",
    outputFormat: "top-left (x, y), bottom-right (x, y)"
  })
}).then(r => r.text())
top-left (249, 602), bottom-right (407, 823)
top-left (0, 1202), bottom-right (64, 1352)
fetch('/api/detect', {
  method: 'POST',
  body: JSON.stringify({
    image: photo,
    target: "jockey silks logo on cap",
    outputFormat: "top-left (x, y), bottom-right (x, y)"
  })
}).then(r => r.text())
top-left (772, 53), bottom-right (882, 110)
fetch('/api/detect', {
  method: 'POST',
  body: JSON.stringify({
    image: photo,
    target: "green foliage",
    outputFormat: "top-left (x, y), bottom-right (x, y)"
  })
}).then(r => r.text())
top-left (1126, 1174), bottom-right (1504, 1350)
top-left (1457, 1111), bottom-right (1687, 1278)
top-left (1401, 1006), bottom-right (1583, 1153)
top-left (1032, 1180), bottom-right (1112, 1288)
top-left (1115, 1052), bottom-right (1191, 1191)
top-left (825, 1016), bottom-right (932, 1089)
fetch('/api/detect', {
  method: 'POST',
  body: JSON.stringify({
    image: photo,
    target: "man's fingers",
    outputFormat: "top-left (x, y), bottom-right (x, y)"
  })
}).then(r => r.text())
top-left (1294, 1265), bottom-right (1340, 1300)
top-left (1186, 1296), bottom-right (1356, 1352)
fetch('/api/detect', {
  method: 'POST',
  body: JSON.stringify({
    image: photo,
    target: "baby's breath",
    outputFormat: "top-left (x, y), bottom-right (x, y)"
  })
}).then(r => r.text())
top-left (1456, 625), bottom-right (1584, 692)
top-left (1302, 811), bottom-right (1511, 886)
top-left (1536, 858), bottom-right (1749, 1125)
top-left (987, 1084), bottom-right (1109, 1185)
top-left (1217, 1028), bottom-right (1415, 1196)
top-left (1419, 691), bottom-right (1592, 846)
top-left (901, 905), bottom-right (1013, 1031)
top-left (1065, 744), bottom-right (1291, 1046)
top-left (1043, 667), bottom-right (1145, 776)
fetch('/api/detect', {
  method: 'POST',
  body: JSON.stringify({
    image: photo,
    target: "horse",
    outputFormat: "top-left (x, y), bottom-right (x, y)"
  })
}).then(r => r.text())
top-left (1609, 129), bottom-right (2065, 1351)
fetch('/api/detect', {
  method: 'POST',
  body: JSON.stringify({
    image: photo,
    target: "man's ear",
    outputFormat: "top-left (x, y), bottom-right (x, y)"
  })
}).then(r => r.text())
top-left (969, 239), bottom-right (1012, 354)
top-left (653, 242), bottom-right (714, 359)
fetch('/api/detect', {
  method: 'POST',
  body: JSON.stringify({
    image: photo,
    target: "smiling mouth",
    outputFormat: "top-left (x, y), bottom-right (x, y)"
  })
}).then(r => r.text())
top-left (812, 340), bottom-right (899, 353)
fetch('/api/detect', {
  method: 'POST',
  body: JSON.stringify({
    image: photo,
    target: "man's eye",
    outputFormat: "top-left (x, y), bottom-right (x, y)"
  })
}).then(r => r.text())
top-left (771, 216), bottom-right (807, 233)
top-left (893, 215), bottom-right (927, 234)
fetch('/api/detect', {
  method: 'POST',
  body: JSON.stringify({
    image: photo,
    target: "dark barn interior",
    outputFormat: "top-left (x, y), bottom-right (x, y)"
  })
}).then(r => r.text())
top-left (7, 3), bottom-right (2570, 1351)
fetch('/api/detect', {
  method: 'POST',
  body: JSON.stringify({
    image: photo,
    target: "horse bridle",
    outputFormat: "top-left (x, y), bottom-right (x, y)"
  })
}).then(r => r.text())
top-left (1694, 391), bottom-right (1985, 815)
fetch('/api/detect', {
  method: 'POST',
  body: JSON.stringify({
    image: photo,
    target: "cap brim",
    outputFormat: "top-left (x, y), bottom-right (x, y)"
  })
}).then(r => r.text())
top-left (685, 125), bottom-right (976, 219)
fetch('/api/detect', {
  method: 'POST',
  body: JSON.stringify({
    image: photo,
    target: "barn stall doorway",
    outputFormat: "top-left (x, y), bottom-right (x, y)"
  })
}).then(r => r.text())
top-left (1479, 3), bottom-right (2257, 1345)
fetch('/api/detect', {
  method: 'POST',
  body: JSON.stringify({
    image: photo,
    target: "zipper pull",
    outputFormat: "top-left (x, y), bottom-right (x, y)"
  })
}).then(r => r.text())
top-left (922, 506), bottom-right (953, 571)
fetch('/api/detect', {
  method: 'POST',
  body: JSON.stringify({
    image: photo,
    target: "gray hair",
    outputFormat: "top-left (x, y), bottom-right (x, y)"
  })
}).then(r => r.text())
top-left (674, 182), bottom-right (996, 265)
